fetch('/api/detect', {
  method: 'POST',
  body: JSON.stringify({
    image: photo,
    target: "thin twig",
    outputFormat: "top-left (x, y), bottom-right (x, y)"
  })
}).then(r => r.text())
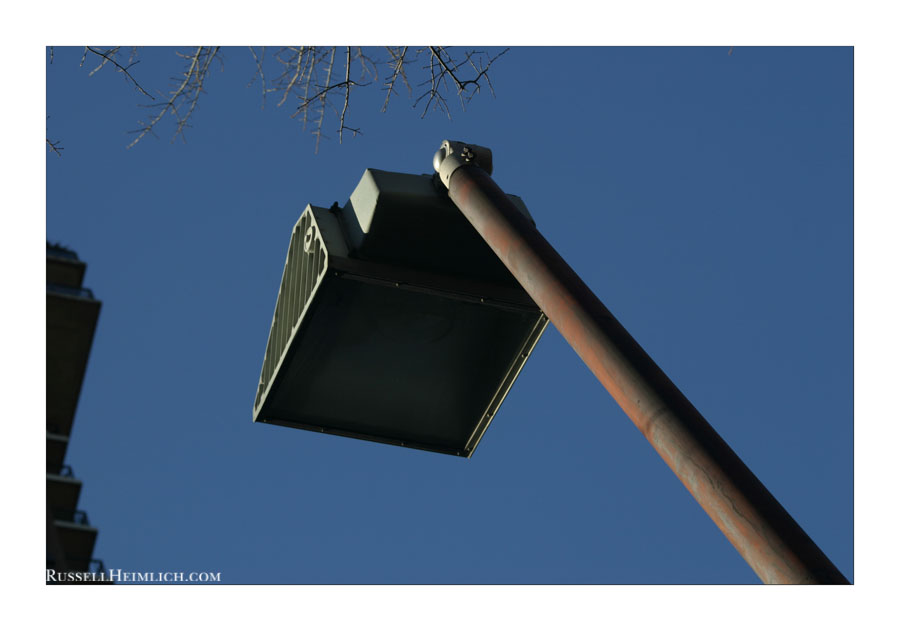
top-left (127, 46), bottom-right (221, 148)
top-left (248, 46), bottom-right (267, 108)
top-left (102, 45), bottom-right (509, 152)
top-left (128, 47), bottom-right (202, 147)
top-left (46, 138), bottom-right (64, 156)
top-left (415, 48), bottom-right (451, 119)
top-left (314, 47), bottom-right (337, 152)
top-left (382, 46), bottom-right (410, 112)
top-left (354, 47), bottom-right (378, 82)
top-left (428, 46), bottom-right (509, 105)
top-left (85, 46), bottom-right (154, 99)
top-left (278, 46), bottom-right (305, 108)
top-left (88, 46), bottom-right (119, 76)
top-left (300, 49), bottom-right (315, 129)
top-left (338, 47), bottom-right (355, 142)
top-left (339, 47), bottom-right (351, 142)
top-left (173, 46), bottom-right (218, 141)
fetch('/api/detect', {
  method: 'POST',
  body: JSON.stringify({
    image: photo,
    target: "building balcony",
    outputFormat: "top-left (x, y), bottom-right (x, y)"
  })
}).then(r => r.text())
top-left (47, 465), bottom-right (82, 512)
top-left (47, 245), bottom-right (86, 288)
top-left (51, 508), bottom-right (98, 571)
top-left (47, 432), bottom-right (69, 473)
top-left (46, 286), bottom-right (101, 438)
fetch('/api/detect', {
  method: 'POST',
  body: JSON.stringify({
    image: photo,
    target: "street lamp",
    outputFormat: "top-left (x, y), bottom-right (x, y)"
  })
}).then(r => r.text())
top-left (254, 140), bottom-right (848, 585)
top-left (253, 167), bottom-right (547, 457)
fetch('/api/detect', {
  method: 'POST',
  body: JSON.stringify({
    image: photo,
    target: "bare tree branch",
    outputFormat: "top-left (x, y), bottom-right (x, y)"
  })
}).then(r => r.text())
top-left (415, 47), bottom-right (452, 119)
top-left (276, 46), bottom-right (307, 108)
top-left (298, 48), bottom-right (316, 130)
top-left (46, 138), bottom-right (64, 156)
top-left (62, 46), bottom-right (508, 151)
top-left (88, 46), bottom-right (119, 76)
top-left (127, 46), bottom-right (220, 149)
top-left (354, 47), bottom-right (378, 83)
top-left (339, 46), bottom-right (353, 143)
top-left (46, 115), bottom-right (63, 156)
top-left (85, 46), bottom-right (154, 99)
top-left (427, 46), bottom-right (509, 107)
top-left (313, 47), bottom-right (336, 153)
top-left (382, 46), bottom-right (411, 112)
top-left (248, 46), bottom-right (267, 108)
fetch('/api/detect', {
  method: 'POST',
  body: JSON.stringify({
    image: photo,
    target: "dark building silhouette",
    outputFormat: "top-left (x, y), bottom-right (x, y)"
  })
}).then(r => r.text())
top-left (46, 242), bottom-right (108, 581)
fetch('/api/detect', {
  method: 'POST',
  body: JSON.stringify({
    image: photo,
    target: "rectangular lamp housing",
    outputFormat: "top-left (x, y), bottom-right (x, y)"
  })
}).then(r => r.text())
top-left (253, 170), bottom-right (547, 457)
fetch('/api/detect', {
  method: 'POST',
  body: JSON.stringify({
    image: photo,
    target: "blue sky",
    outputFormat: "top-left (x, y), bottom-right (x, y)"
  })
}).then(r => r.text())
top-left (43, 46), bottom-right (853, 586)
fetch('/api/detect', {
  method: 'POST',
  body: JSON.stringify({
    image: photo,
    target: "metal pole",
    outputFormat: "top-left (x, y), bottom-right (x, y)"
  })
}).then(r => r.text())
top-left (433, 141), bottom-right (848, 584)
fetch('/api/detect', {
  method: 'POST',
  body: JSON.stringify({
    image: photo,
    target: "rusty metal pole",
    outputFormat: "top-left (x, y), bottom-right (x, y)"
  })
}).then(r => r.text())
top-left (433, 140), bottom-right (848, 584)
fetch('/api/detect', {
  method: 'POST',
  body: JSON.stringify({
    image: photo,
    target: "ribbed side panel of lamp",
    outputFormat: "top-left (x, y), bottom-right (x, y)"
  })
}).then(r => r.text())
top-left (254, 210), bottom-right (327, 411)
